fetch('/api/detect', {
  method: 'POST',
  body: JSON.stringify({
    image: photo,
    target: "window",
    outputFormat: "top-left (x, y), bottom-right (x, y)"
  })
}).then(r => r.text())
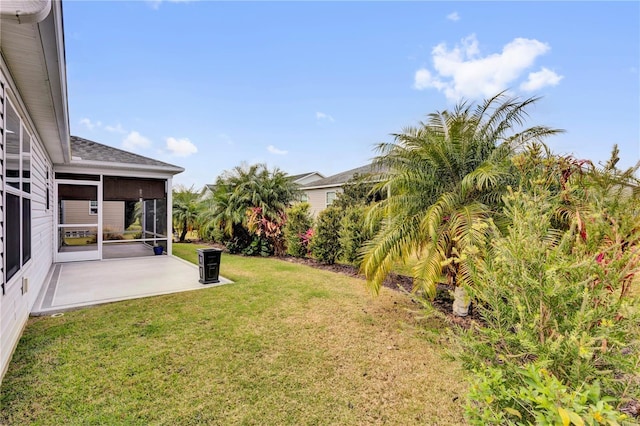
top-left (326, 191), bottom-right (336, 206)
top-left (6, 194), bottom-right (20, 281)
top-left (89, 200), bottom-right (98, 215)
top-left (46, 168), bottom-right (50, 210)
top-left (4, 101), bottom-right (32, 284)
top-left (300, 193), bottom-right (308, 202)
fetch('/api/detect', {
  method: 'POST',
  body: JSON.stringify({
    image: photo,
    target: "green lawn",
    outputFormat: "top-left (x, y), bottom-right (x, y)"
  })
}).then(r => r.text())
top-left (1, 243), bottom-right (467, 425)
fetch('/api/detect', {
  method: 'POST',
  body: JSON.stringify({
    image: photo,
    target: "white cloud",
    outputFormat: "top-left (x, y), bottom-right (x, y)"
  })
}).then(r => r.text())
top-left (166, 137), bottom-right (197, 157)
top-left (520, 67), bottom-right (564, 91)
top-left (447, 12), bottom-right (460, 22)
top-left (414, 69), bottom-right (446, 91)
top-left (267, 145), bottom-right (288, 155)
top-left (105, 123), bottom-right (127, 134)
top-left (123, 131), bottom-right (152, 151)
top-left (79, 118), bottom-right (101, 131)
top-left (414, 34), bottom-right (559, 101)
top-left (316, 111), bottom-right (335, 122)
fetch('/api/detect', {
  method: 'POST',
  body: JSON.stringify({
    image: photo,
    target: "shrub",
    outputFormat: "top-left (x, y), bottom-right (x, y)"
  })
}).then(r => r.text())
top-left (241, 236), bottom-right (273, 257)
top-left (284, 203), bottom-right (313, 258)
top-left (467, 363), bottom-right (628, 425)
top-left (200, 222), bottom-right (225, 243)
top-left (246, 207), bottom-right (286, 256)
top-left (310, 206), bottom-right (343, 264)
top-left (339, 205), bottom-right (375, 267)
top-left (459, 188), bottom-right (639, 425)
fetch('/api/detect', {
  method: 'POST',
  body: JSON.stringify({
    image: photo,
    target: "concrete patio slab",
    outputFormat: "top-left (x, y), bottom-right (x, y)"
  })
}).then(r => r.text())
top-left (32, 256), bottom-right (232, 315)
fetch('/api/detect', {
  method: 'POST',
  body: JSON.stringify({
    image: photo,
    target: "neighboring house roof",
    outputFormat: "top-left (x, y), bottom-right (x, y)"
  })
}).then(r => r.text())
top-left (288, 171), bottom-right (324, 184)
top-left (69, 136), bottom-right (184, 174)
top-left (300, 163), bottom-right (387, 190)
top-left (201, 172), bottom-right (324, 197)
top-left (199, 184), bottom-right (217, 200)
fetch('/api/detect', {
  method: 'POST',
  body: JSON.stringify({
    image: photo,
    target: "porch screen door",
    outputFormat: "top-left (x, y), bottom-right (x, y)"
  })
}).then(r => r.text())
top-left (55, 181), bottom-right (101, 262)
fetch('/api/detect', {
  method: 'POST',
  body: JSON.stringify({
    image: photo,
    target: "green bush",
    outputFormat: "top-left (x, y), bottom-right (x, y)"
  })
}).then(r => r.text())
top-left (242, 236), bottom-right (273, 257)
top-left (284, 203), bottom-right (313, 258)
top-left (310, 206), bottom-right (343, 264)
top-left (467, 363), bottom-right (627, 425)
top-left (200, 222), bottom-right (225, 243)
top-left (339, 205), bottom-right (375, 267)
top-left (459, 188), bottom-right (639, 425)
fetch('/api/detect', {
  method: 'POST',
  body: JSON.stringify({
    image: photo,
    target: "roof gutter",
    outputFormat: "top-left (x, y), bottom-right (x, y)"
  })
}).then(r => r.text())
top-left (0, 0), bottom-right (51, 23)
top-left (66, 159), bottom-right (185, 175)
top-left (38, 1), bottom-right (71, 163)
top-left (300, 183), bottom-right (345, 190)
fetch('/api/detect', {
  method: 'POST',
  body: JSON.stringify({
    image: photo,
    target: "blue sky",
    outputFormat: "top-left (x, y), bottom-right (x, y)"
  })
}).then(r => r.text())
top-left (65, 1), bottom-right (640, 188)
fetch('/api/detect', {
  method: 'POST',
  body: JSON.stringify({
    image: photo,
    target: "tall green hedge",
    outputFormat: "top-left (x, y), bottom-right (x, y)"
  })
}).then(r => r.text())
top-left (310, 206), bottom-right (343, 264)
top-left (284, 203), bottom-right (313, 258)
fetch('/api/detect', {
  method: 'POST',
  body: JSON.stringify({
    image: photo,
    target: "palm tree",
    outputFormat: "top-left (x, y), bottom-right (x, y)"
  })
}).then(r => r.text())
top-left (362, 92), bottom-right (562, 315)
top-left (201, 163), bottom-right (300, 253)
top-left (172, 185), bottom-right (203, 242)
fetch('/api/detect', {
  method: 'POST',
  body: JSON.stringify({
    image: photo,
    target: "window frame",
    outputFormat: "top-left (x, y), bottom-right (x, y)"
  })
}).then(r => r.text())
top-left (325, 191), bottom-right (336, 207)
top-left (89, 200), bottom-right (98, 215)
top-left (3, 98), bottom-right (33, 288)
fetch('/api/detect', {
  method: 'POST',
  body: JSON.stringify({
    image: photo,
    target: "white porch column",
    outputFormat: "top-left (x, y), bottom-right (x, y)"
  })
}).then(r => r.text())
top-left (166, 177), bottom-right (173, 256)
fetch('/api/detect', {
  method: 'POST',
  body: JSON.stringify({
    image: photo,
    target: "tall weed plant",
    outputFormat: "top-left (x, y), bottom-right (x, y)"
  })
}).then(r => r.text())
top-left (459, 186), bottom-right (639, 425)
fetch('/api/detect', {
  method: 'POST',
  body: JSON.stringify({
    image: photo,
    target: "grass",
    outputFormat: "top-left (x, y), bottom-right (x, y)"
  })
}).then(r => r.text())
top-left (1, 243), bottom-right (467, 425)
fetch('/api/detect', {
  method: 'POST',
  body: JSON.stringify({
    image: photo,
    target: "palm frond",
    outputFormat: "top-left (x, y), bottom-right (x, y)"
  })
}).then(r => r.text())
top-left (361, 216), bottom-right (422, 295)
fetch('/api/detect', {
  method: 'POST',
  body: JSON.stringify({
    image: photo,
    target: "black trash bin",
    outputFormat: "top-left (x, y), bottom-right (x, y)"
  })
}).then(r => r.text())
top-left (197, 248), bottom-right (222, 284)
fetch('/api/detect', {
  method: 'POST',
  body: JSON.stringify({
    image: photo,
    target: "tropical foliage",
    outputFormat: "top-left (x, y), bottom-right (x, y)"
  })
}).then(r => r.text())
top-left (172, 185), bottom-right (203, 242)
top-left (200, 163), bottom-right (299, 255)
top-left (284, 202), bottom-right (314, 258)
top-left (459, 149), bottom-right (640, 425)
top-left (361, 92), bottom-right (562, 308)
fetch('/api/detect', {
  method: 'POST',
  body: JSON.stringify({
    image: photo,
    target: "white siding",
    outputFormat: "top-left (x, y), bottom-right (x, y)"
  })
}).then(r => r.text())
top-left (102, 201), bottom-right (125, 232)
top-left (0, 81), bottom-right (54, 379)
top-left (303, 187), bottom-right (343, 218)
top-left (0, 74), bottom-right (5, 379)
top-left (28, 138), bottom-right (53, 309)
top-left (63, 200), bottom-right (124, 231)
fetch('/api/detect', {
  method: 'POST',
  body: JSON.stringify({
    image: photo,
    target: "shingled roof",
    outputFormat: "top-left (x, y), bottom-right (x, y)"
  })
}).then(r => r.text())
top-left (70, 136), bottom-right (183, 172)
top-left (288, 172), bottom-right (317, 181)
top-left (300, 163), bottom-right (387, 189)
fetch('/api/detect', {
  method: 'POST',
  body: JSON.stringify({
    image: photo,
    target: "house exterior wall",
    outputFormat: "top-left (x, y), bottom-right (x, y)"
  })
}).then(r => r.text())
top-left (303, 187), bottom-right (343, 217)
top-left (63, 200), bottom-right (124, 231)
top-left (0, 71), bottom-right (5, 380)
top-left (0, 67), bottom-right (54, 379)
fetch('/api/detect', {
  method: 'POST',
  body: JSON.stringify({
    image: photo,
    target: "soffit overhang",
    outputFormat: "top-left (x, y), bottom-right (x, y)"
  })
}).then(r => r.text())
top-left (0, 0), bottom-right (70, 163)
